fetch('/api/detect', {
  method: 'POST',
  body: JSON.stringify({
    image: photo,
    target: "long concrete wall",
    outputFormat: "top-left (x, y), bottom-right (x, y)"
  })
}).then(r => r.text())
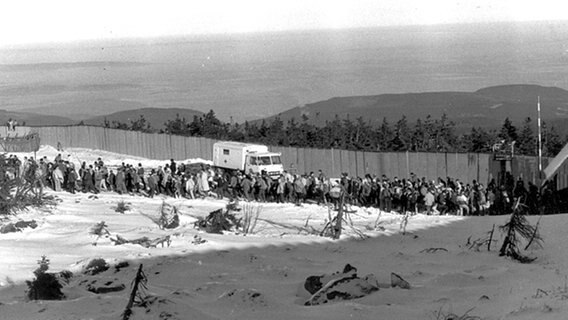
top-left (30, 125), bottom-right (545, 184)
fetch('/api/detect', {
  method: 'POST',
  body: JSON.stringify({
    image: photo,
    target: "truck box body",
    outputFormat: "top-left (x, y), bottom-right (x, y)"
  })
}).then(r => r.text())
top-left (213, 141), bottom-right (283, 178)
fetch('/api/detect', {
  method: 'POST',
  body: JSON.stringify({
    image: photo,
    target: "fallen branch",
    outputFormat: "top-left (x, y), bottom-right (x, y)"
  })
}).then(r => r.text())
top-left (374, 210), bottom-right (382, 229)
top-left (111, 234), bottom-right (172, 248)
top-left (260, 218), bottom-right (320, 235)
top-left (420, 247), bottom-right (448, 253)
top-left (533, 288), bottom-right (549, 298)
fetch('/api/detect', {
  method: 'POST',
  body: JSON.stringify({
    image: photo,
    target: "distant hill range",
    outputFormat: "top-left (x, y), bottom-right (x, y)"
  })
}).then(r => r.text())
top-left (82, 107), bottom-right (205, 130)
top-left (0, 109), bottom-right (75, 127)
top-left (4, 84), bottom-right (568, 136)
top-left (258, 84), bottom-right (568, 134)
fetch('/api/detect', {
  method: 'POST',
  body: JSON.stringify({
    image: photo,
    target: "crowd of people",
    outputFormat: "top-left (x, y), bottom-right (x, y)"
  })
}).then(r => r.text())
top-left (3, 153), bottom-right (555, 216)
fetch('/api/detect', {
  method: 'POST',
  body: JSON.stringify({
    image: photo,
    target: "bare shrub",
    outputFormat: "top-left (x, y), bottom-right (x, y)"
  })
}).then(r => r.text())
top-left (85, 258), bottom-right (109, 275)
top-left (158, 201), bottom-right (179, 229)
top-left (241, 202), bottom-right (262, 235)
top-left (90, 221), bottom-right (110, 236)
top-left (194, 202), bottom-right (241, 234)
top-left (432, 305), bottom-right (482, 320)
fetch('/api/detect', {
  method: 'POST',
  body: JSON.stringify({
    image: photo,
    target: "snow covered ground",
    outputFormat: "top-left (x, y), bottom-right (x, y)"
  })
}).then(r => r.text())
top-left (1, 146), bottom-right (567, 320)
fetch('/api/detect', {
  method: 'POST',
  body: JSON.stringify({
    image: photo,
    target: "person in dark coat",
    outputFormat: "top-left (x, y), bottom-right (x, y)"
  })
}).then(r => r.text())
top-left (107, 170), bottom-right (116, 191)
top-left (82, 165), bottom-right (96, 193)
top-left (241, 174), bottom-right (253, 201)
top-left (170, 159), bottom-right (177, 176)
top-left (115, 169), bottom-right (127, 195)
top-left (147, 169), bottom-right (157, 198)
top-left (67, 166), bottom-right (77, 194)
top-left (137, 163), bottom-right (146, 191)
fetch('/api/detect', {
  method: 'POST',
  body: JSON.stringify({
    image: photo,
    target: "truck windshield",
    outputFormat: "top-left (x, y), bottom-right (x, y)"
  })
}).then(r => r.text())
top-left (271, 156), bottom-right (282, 165)
top-left (258, 156), bottom-right (272, 165)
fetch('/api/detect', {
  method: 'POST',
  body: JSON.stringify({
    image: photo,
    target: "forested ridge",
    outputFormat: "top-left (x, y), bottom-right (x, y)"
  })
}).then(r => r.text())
top-left (103, 110), bottom-right (565, 157)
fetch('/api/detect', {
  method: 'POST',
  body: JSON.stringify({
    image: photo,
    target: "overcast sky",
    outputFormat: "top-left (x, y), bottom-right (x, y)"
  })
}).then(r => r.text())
top-left (1, 0), bottom-right (567, 46)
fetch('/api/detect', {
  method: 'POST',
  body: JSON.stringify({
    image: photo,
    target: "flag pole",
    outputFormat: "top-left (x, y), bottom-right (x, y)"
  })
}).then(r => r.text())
top-left (537, 96), bottom-right (542, 177)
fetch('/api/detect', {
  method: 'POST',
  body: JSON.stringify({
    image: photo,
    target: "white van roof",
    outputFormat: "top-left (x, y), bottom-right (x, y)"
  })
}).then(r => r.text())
top-left (214, 141), bottom-right (265, 148)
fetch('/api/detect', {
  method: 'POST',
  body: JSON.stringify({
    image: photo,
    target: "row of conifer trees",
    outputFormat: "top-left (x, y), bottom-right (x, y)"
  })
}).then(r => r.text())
top-left (104, 111), bottom-right (566, 157)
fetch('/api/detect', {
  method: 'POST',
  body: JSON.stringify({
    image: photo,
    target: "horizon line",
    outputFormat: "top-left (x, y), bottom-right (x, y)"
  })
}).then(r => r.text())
top-left (2, 18), bottom-right (567, 49)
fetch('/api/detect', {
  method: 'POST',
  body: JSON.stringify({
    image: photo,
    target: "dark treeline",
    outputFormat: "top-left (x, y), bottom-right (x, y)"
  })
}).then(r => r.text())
top-left (104, 111), bottom-right (566, 157)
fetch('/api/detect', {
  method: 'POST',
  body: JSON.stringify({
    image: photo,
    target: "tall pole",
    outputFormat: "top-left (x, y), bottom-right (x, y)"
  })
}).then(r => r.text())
top-left (537, 96), bottom-right (542, 177)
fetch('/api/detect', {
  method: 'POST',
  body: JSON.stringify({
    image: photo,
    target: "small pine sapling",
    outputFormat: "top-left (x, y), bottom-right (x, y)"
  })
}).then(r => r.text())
top-left (114, 200), bottom-right (131, 213)
top-left (26, 256), bottom-right (64, 300)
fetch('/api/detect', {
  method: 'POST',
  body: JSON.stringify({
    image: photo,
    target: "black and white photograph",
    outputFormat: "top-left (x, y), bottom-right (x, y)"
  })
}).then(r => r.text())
top-left (1, 1), bottom-right (568, 319)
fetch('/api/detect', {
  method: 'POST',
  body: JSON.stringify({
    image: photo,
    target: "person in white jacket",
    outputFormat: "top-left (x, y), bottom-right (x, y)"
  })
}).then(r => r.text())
top-left (52, 166), bottom-right (64, 191)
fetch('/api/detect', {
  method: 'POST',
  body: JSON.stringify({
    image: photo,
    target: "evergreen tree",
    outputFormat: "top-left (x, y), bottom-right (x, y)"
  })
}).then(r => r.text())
top-left (498, 118), bottom-right (518, 143)
top-left (267, 117), bottom-right (286, 146)
top-left (188, 115), bottom-right (202, 136)
top-left (164, 114), bottom-right (190, 135)
top-left (435, 113), bottom-right (457, 152)
top-left (376, 117), bottom-right (393, 151)
top-left (411, 118), bottom-right (425, 151)
top-left (390, 116), bottom-right (411, 151)
top-left (353, 117), bottom-right (375, 151)
top-left (299, 114), bottom-right (316, 148)
top-left (326, 115), bottom-right (346, 149)
top-left (313, 122), bottom-right (335, 149)
top-left (286, 118), bottom-right (306, 147)
top-left (129, 115), bottom-right (154, 133)
top-left (461, 127), bottom-right (495, 153)
top-left (111, 121), bottom-right (129, 130)
top-left (200, 110), bottom-right (227, 139)
top-left (542, 122), bottom-right (563, 157)
top-left (423, 115), bottom-right (436, 152)
top-left (227, 123), bottom-right (245, 141)
top-left (342, 117), bottom-right (357, 150)
top-left (244, 121), bottom-right (262, 142)
top-left (517, 117), bottom-right (536, 156)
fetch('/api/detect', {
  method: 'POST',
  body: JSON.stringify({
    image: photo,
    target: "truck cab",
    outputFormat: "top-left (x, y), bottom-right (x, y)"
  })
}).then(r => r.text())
top-left (246, 153), bottom-right (283, 179)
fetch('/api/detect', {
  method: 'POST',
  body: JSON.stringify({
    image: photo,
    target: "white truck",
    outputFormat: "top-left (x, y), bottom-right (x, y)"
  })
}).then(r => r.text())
top-left (212, 141), bottom-right (284, 179)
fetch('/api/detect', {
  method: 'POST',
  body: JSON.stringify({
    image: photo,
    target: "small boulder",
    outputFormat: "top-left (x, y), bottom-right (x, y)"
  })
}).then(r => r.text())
top-left (391, 272), bottom-right (411, 289)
